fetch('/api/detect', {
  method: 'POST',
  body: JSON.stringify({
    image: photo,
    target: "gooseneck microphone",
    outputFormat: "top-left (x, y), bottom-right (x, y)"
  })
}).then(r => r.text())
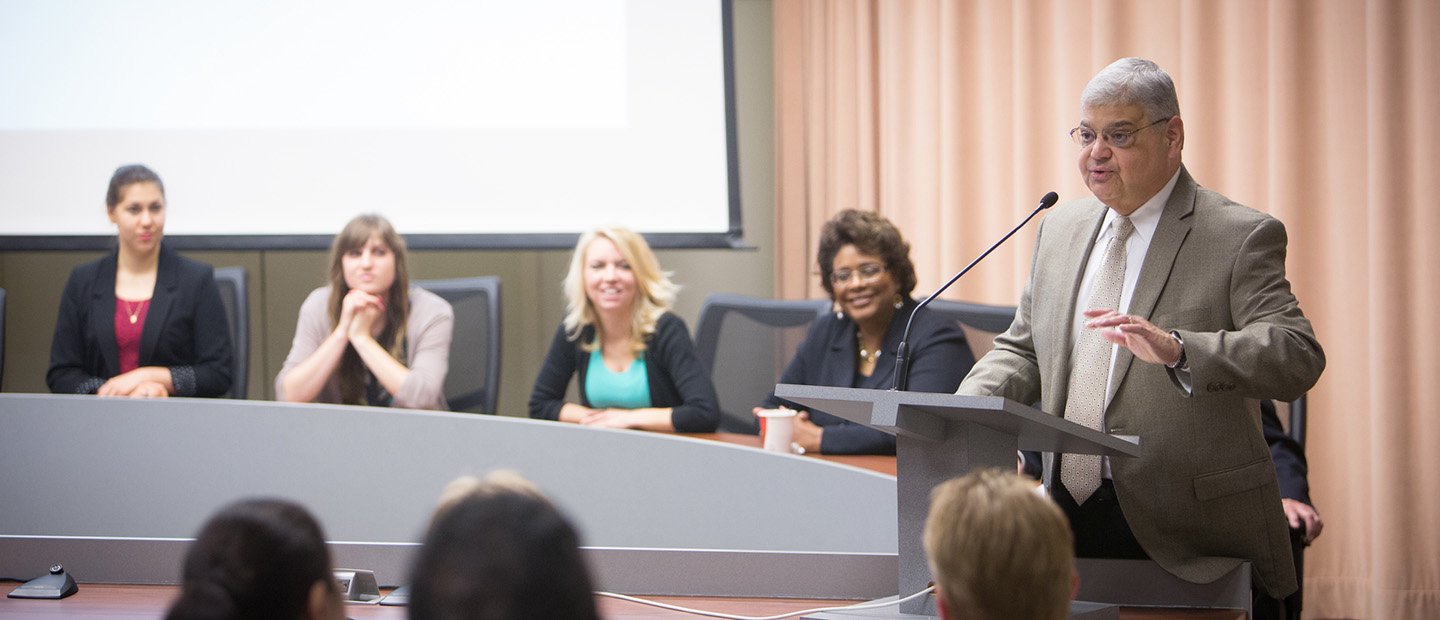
top-left (891, 191), bottom-right (1059, 391)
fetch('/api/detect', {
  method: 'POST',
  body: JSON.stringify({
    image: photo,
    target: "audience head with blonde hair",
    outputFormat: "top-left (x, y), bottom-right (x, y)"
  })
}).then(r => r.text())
top-left (427, 470), bottom-right (546, 528)
top-left (409, 471), bottom-right (598, 620)
top-left (923, 468), bottom-right (1077, 620)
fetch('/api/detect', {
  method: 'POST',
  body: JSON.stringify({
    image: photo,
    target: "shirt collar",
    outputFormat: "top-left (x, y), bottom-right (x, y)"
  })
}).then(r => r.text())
top-left (1100, 168), bottom-right (1181, 243)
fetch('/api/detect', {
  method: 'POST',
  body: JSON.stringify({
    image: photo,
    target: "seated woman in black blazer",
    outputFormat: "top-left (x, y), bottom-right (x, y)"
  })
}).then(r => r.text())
top-left (528, 226), bottom-right (720, 432)
top-left (756, 210), bottom-right (975, 455)
top-left (47, 165), bottom-right (233, 398)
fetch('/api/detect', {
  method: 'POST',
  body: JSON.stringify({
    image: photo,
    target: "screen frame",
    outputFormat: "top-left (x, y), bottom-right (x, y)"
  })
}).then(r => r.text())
top-left (0, 0), bottom-right (743, 252)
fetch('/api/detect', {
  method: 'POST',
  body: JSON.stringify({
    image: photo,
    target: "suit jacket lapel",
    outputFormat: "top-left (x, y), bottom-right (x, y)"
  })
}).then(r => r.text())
top-left (139, 246), bottom-right (179, 365)
top-left (822, 318), bottom-right (857, 387)
top-left (93, 253), bottom-right (121, 374)
top-left (1108, 167), bottom-right (1197, 403)
top-left (1045, 203), bottom-right (1108, 411)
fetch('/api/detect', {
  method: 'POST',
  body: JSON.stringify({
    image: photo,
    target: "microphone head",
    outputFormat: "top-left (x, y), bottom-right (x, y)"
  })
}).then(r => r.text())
top-left (1039, 191), bottom-right (1059, 210)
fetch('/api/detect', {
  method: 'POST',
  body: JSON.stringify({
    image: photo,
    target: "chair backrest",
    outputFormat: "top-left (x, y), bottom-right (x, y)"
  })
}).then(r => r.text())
top-left (0, 287), bottom-right (6, 390)
top-left (212, 268), bottom-right (248, 399)
top-left (693, 293), bottom-right (830, 434)
top-left (922, 298), bottom-right (1017, 359)
top-left (1285, 393), bottom-right (1307, 447)
top-left (1278, 394), bottom-right (1308, 618)
top-left (414, 276), bottom-right (501, 414)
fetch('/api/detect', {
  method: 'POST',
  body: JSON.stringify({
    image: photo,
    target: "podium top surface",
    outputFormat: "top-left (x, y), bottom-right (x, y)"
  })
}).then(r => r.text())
top-left (774, 384), bottom-right (1141, 458)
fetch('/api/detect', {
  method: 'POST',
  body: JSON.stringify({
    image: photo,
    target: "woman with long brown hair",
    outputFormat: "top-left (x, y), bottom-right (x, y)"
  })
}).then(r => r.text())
top-left (276, 214), bottom-right (452, 410)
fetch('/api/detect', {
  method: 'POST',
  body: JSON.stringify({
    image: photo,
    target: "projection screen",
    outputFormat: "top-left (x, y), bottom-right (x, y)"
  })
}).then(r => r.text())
top-left (0, 0), bottom-right (740, 249)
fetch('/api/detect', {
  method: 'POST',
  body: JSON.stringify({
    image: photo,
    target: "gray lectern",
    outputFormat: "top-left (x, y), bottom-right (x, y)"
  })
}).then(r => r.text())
top-left (774, 384), bottom-right (1142, 618)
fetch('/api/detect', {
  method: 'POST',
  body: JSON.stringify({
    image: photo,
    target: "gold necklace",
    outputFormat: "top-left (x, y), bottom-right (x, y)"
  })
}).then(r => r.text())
top-left (857, 342), bottom-right (881, 364)
top-left (122, 299), bottom-right (148, 325)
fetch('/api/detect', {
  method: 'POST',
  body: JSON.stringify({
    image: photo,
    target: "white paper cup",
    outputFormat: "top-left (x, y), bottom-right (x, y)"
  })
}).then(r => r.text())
top-left (756, 408), bottom-right (798, 453)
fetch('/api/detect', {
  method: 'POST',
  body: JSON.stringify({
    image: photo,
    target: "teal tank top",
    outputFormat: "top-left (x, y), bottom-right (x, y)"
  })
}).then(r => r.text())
top-left (584, 349), bottom-right (652, 409)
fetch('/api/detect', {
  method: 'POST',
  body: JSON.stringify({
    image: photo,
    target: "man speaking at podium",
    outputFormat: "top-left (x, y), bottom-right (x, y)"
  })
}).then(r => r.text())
top-left (956, 57), bottom-right (1324, 601)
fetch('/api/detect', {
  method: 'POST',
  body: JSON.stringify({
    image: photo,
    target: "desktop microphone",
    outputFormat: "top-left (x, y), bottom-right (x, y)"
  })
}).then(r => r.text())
top-left (891, 191), bottom-right (1058, 391)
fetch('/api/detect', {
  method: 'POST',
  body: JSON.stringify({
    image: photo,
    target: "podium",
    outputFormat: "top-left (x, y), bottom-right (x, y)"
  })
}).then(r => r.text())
top-left (774, 384), bottom-right (1142, 618)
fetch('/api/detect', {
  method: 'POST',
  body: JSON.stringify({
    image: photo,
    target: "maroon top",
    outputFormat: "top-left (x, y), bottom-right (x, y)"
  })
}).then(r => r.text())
top-left (115, 299), bottom-right (150, 374)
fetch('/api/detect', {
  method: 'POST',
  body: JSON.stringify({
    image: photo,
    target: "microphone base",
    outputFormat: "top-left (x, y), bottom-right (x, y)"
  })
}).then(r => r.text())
top-left (7, 568), bottom-right (78, 599)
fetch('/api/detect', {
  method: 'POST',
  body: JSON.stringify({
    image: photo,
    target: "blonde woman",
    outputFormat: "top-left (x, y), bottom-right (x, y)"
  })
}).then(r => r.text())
top-left (276, 214), bottom-right (452, 410)
top-left (528, 227), bottom-right (719, 432)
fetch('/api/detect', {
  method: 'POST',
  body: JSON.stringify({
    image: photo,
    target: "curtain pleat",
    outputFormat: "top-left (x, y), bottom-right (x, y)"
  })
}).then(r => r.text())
top-left (774, 1), bottom-right (1440, 617)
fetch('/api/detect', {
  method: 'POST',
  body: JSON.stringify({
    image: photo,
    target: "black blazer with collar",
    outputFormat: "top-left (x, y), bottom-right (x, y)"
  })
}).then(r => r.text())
top-left (528, 312), bottom-right (721, 432)
top-left (47, 244), bottom-right (233, 397)
top-left (761, 297), bottom-right (975, 455)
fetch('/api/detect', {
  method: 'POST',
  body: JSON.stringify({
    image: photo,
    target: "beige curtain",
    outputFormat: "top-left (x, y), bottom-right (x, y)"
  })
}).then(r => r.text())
top-left (774, 1), bottom-right (1439, 617)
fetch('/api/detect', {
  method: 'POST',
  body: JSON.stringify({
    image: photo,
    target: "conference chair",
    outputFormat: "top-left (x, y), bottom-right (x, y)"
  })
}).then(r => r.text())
top-left (415, 276), bottom-right (501, 414)
top-left (1285, 394), bottom-right (1307, 449)
top-left (922, 298), bottom-right (1016, 359)
top-left (0, 287), bottom-right (6, 390)
top-left (212, 268), bottom-right (248, 399)
top-left (1280, 393), bottom-right (1309, 620)
top-left (693, 293), bottom-right (830, 434)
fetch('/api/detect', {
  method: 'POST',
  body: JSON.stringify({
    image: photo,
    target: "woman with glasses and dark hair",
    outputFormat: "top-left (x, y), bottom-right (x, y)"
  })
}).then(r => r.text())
top-left (754, 209), bottom-right (974, 454)
top-left (276, 214), bottom-right (453, 410)
top-left (47, 164), bottom-right (233, 398)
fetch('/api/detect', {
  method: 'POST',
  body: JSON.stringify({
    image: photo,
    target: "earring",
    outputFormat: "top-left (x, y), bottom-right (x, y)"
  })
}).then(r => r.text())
top-left (834, 300), bottom-right (844, 320)
top-left (893, 294), bottom-right (903, 310)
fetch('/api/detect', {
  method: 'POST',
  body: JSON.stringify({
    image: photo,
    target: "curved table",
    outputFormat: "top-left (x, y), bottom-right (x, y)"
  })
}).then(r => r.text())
top-left (0, 394), bottom-right (897, 598)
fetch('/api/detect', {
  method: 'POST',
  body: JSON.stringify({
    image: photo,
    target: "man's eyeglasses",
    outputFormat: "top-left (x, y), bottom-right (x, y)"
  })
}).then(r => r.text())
top-left (1069, 117), bottom-right (1171, 149)
top-left (829, 263), bottom-right (886, 286)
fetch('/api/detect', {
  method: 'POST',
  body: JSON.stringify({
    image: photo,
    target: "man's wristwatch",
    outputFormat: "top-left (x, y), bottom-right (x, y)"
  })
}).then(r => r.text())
top-left (1167, 331), bottom-right (1189, 371)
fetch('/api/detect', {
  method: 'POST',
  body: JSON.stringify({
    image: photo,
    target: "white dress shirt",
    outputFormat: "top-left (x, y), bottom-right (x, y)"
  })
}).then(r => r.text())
top-left (1072, 168), bottom-right (1181, 477)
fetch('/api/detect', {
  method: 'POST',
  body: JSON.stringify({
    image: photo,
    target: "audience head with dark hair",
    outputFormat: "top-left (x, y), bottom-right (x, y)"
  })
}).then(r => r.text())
top-left (166, 498), bottom-right (341, 620)
top-left (408, 471), bottom-right (599, 620)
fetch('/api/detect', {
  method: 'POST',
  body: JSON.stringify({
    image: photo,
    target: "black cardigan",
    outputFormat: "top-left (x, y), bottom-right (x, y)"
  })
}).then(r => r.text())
top-left (47, 244), bottom-right (233, 397)
top-left (761, 298), bottom-right (974, 455)
top-left (528, 312), bottom-right (720, 432)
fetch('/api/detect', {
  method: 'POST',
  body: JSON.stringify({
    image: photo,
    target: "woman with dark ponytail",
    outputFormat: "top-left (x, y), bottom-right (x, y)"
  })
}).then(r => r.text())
top-left (167, 498), bottom-right (342, 620)
top-left (47, 164), bottom-right (233, 397)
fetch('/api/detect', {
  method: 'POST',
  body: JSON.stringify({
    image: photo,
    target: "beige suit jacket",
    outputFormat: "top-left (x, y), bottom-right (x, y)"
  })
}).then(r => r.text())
top-left (958, 167), bottom-right (1324, 597)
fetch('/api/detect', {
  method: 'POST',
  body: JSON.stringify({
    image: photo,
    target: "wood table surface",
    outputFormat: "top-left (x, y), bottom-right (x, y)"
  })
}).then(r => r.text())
top-left (688, 432), bottom-right (897, 476)
top-left (0, 583), bottom-right (1245, 619)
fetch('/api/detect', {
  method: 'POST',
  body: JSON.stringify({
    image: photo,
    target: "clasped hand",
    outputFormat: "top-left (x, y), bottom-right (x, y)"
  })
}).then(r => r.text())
top-left (579, 408), bottom-right (638, 429)
top-left (341, 289), bottom-right (386, 341)
top-left (98, 372), bottom-right (168, 398)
